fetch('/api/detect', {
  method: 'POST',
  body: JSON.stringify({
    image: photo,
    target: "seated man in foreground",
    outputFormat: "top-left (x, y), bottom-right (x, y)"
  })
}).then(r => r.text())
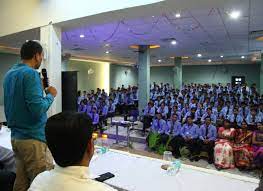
top-left (28, 112), bottom-right (116, 191)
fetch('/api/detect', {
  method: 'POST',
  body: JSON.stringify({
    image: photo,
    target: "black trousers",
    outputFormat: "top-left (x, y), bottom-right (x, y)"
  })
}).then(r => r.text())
top-left (160, 134), bottom-right (169, 145)
top-left (197, 140), bottom-right (215, 162)
top-left (0, 171), bottom-right (16, 191)
top-left (143, 116), bottom-right (153, 132)
top-left (184, 138), bottom-right (200, 156)
top-left (169, 135), bottom-right (185, 157)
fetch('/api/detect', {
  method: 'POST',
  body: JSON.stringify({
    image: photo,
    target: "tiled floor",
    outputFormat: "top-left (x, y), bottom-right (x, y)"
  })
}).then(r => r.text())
top-left (99, 116), bottom-right (261, 179)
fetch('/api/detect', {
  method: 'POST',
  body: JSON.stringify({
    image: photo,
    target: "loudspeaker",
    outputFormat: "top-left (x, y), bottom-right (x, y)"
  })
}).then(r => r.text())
top-left (62, 71), bottom-right (78, 112)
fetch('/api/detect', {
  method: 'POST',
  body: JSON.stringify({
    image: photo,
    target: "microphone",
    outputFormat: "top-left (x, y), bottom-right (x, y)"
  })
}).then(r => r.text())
top-left (41, 68), bottom-right (49, 89)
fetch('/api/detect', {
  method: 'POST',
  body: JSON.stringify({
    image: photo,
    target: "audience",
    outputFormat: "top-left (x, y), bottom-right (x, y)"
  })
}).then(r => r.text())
top-left (28, 112), bottom-right (116, 191)
top-left (76, 82), bottom-right (262, 171)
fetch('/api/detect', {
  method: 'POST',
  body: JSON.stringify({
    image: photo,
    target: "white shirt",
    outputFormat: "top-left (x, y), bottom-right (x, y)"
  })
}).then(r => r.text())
top-left (28, 165), bottom-right (117, 191)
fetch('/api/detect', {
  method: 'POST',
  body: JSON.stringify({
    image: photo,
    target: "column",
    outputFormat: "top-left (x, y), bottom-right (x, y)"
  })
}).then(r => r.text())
top-left (40, 24), bottom-right (62, 116)
top-left (261, 53), bottom-right (263, 95)
top-left (138, 45), bottom-right (150, 115)
top-left (173, 57), bottom-right (182, 90)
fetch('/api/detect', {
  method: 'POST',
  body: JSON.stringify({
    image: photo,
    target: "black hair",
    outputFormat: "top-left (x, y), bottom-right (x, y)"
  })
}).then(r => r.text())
top-left (45, 112), bottom-right (93, 167)
top-left (20, 40), bottom-right (43, 60)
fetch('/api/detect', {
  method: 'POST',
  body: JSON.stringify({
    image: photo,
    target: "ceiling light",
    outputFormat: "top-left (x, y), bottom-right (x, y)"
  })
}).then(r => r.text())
top-left (104, 43), bottom-right (110, 47)
top-left (171, 40), bottom-right (177, 45)
top-left (80, 34), bottom-right (85, 38)
top-left (158, 59), bottom-right (162, 63)
top-left (220, 55), bottom-right (224, 58)
top-left (208, 59), bottom-right (212, 62)
top-left (175, 13), bottom-right (181, 18)
top-left (152, 15), bottom-right (155, 18)
top-left (229, 10), bottom-right (241, 19)
top-left (197, 54), bottom-right (202, 57)
top-left (105, 51), bottom-right (110, 54)
top-left (241, 56), bottom-right (245, 59)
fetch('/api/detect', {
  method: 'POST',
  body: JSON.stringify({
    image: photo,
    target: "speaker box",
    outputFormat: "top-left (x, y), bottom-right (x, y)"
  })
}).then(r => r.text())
top-left (62, 71), bottom-right (78, 112)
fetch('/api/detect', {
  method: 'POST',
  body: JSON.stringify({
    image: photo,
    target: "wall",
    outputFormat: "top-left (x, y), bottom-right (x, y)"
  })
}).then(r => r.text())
top-left (150, 66), bottom-right (174, 85)
top-left (110, 64), bottom-right (138, 89)
top-left (182, 64), bottom-right (260, 88)
top-left (0, 53), bottom-right (20, 105)
top-left (110, 64), bottom-right (261, 89)
top-left (66, 59), bottom-right (110, 93)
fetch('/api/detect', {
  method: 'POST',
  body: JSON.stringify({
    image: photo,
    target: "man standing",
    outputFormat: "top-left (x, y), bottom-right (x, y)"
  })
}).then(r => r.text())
top-left (3, 40), bottom-right (57, 191)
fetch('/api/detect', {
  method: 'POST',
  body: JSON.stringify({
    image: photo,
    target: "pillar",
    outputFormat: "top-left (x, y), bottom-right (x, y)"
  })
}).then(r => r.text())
top-left (40, 24), bottom-right (62, 116)
top-left (173, 57), bottom-right (182, 90)
top-left (138, 45), bottom-right (150, 115)
top-left (261, 53), bottom-right (263, 95)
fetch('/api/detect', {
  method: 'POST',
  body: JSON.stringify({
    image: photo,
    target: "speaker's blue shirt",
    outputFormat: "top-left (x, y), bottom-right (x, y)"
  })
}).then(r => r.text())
top-left (3, 63), bottom-right (54, 143)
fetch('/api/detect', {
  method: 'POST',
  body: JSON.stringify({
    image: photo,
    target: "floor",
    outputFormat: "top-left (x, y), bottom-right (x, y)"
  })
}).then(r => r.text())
top-left (99, 116), bottom-right (261, 179)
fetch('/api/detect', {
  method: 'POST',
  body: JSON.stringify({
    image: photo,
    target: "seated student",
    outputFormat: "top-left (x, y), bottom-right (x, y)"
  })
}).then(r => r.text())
top-left (246, 108), bottom-right (262, 126)
top-left (214, 119), bottom-right (236, 169)
top-left (0, 145), bottom-right (16, 191)
top-left (197, 117), bottom-right (217, 164)
top-left (221, 101), bottom-right (233, 119)
top-left (233, 121), bottom-right (253, 170)
top-left (239, 102), bottom-right (250, 119)
top-left (78, 99), bottom-right (87, 113)
top-left (227, 107), bottom-right (243, 128)
top-left (166, 114), bottom-right (184, 158)
top-left (196, 103), bottom-right (205, 119)
top-left (182, 107), bottom-right (198, 124)
top-left (157, 102), bottom-right (168, 119)
top-left (201, 107), bottom-right (217, 124)
top-left (143, 101), bottom-right (155, 134)
top-left (158, 113), bottom-right (181, 149)
top-left (28, 112), bottom-right (117, 191)
top-left (252, 123), bottom-right (263, 169)
top-left (99, 100), bottom-right (108, 126)
top-left (107, 99), bottom-right (116, 118)
top-left (146, 113), bottom-right (166, 150)
top-left (170, 105), bottom-right (181, 122)
top-left (88, 107), bottom-right (100, 130)
top-left (86, 99), bottom-right (96, 115)
top-left (180, 103), bottom-right (190, 117)
top-left (180, 116), bottom-right (199, 161)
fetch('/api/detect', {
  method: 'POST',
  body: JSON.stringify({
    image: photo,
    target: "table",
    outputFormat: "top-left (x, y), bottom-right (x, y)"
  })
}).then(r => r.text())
top-left (90, 150), bottom-right (259, 191)
top-left (111, 120), bottom-right (136, 146)
top-left (0, 126), bottom-right (259, 191)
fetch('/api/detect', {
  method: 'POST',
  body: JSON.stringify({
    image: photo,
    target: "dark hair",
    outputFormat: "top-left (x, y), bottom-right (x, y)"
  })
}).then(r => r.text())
top-left (20, 40), bottom-right (43, 60)
top-left (45, 112), bottom-right (93, 167)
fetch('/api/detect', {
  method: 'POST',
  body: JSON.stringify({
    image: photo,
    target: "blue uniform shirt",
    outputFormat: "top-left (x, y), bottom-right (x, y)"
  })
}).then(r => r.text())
top-left (165, 120), bottom-right (182, 136)
top-left (151, 119), bottom-right (166, 133)
top-left (198, 124), bottom-right (217, 141)
top-left (181, 123), bottom-right (199, 139)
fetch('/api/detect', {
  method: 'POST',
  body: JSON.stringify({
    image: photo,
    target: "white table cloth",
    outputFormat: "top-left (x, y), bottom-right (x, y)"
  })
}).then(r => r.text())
top-left (0, 126), bottom-right (259, 191)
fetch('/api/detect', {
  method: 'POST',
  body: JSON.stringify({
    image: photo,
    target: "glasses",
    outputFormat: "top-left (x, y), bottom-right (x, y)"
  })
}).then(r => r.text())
top-left (163, 151), bottom-right (173, 162)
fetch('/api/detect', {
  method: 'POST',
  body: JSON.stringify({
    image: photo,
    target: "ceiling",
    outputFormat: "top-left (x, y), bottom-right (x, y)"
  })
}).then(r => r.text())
top-left (1, 0), bottom-right (263, 65)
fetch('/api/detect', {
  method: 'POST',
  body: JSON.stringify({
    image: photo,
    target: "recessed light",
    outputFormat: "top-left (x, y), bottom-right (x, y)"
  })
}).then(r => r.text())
top-left (105, 51), bottom-right (110, 54)
top-left (152, 15), bottom-right (155, 18)
top-left (158, 59), bottom-right (162, 63)
top-left (171, 40), bottom-right (177, 45)
top-left (241, 56), bottom-right (245, 59)
top-left (80, 34), bottom-right (85, 38)
top-left (104, 43), bottom-right (110, 47)
top-left (175, 13), bottom-right (181, 18)
top-left (197, 54), bottom-right (202, 57)
top-left (229, 10), bottom-right (241, 19)
top-left (220, 55), bottom-right (224, 58)
top-left (208, 59), bottom-right (212, 62)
